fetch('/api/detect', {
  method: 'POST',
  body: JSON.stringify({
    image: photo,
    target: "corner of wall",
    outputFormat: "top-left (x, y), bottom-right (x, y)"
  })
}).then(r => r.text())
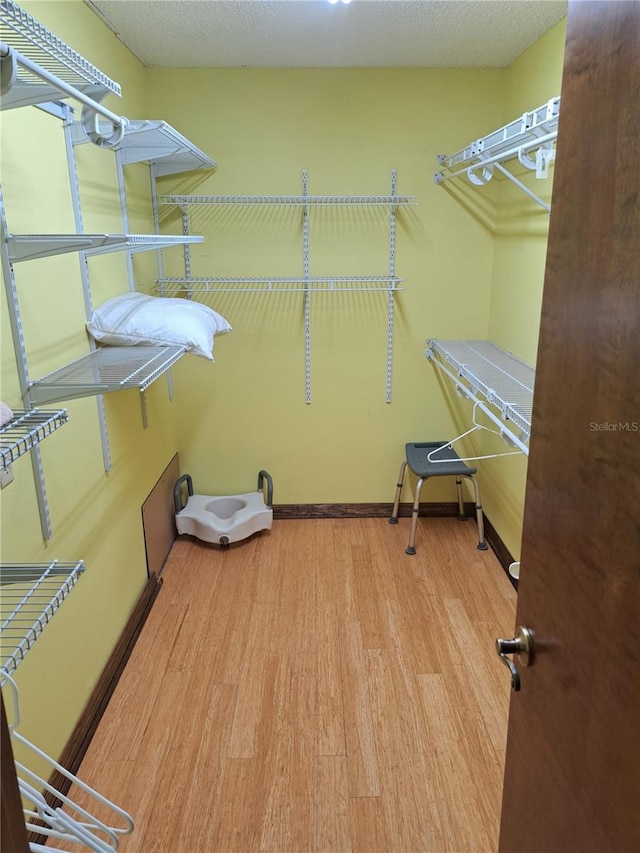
top-left (480, 16), bottom-right (568, 561)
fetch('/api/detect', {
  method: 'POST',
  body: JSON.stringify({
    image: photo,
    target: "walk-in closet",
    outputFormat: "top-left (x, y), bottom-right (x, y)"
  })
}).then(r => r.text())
top-left (1, 1), bottom-right (638, 851)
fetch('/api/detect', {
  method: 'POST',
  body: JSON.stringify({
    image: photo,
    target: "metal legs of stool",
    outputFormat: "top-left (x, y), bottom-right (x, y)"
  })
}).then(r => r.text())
top-left (464, 474), bottom-right (488, 552)
top-left (389, 460), bottom-right (408, 527)
top-left (455, 475), bottom-right (467, 521)
top-left (389, 460), bottom-right (488, 555)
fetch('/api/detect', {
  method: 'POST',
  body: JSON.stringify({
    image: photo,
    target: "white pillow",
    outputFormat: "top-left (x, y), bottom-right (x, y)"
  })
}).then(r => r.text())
top-left (87, 292), bottom-right (231, 361)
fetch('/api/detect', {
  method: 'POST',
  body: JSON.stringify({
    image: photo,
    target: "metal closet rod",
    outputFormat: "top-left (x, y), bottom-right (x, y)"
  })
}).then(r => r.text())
top-left (0, 43), bottom-right (127, 137)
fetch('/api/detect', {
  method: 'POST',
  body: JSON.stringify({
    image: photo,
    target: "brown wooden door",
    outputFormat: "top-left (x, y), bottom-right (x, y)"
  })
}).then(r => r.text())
top-left (1, 695), bottom-right (29, 852)
top-left (498, 2), bottom-right (640, 851)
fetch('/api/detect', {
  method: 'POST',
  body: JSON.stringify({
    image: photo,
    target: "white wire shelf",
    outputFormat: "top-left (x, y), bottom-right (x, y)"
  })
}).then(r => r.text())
top-left (156, 275), bottom-right (405, 294)
top-left (426, 339), bottom-right (535, 438)
top-left (0, 408), bottom-right (68, 470)
top-left (70, 118), bottom-right (217, 175)
top-left (6, 233), bottom-right (204, 263)
top-left (0, 0), bottom-right (121, 111)
top-left (159, 194), bottom-right (416, 207)
top-left (28, 345), bottom-right (186, 406)
top-left (435, 98), bottom-right (560, 175)
top-left (433, 98), bottom-right (560, 211)
top-left (0, 560), bottom-right (85, 677)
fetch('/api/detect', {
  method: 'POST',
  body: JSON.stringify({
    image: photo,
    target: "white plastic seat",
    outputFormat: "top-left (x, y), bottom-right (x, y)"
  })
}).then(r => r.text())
top-left (174, 471), bottom-right (273, 545)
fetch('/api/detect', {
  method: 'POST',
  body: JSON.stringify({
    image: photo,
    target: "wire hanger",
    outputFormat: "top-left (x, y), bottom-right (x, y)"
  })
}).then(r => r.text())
top-left (1, 672), bottom-right (134, 852)
top-left (427, 401), bottom-right (523, 464)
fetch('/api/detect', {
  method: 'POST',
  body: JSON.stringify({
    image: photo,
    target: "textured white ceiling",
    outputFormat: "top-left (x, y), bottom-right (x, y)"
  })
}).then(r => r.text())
top-left (85, 0), bottom-right (567, 68)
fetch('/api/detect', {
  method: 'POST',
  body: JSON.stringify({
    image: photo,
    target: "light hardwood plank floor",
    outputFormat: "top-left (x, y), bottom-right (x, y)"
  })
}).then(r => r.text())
top-left (47, 517), bottom-right (517, 852)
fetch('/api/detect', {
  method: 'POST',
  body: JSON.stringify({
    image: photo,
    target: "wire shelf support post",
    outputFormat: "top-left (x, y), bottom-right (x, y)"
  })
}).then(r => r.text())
top-left (0, 185), bottom-right (54, 540)
top-left (386, 169), bottom-right (397, 403)
top-left (302, 169), bottom-right (312, 404)
top-left (63, 106), bottom-right (113, 471)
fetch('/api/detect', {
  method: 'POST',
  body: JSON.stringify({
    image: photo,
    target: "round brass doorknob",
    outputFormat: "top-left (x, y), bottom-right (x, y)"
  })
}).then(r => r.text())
top-left (496, 626), bottom-right (534, 691)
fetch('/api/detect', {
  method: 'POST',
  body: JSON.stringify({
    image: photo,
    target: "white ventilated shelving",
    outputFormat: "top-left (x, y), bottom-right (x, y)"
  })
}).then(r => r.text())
top-left (0, 559), bottom-right (135, 852)
top-left (160, 193), bottom-right (414, 207)
top-left (28, 345), bottom-right (187, 406)
top-left (0, 7), bottom-right (160, 845)
top-left (71, 118), bottom-right (217, 174)
top-left (0, 409), bottom-right (68, 470)
top-left (156, 185), bottom-right (414, 295)
top-left (0, 560), bottom-right (85, 678)
top-left (68, 116), bottom-right (216, 366)
top-left (434, 97), bottom-right (560, 212)
top-left (1, 1), bottom-right (217, 539)
top-left (157, 275), bottom-right (404, 295)
top-left (426, 339), bottom-right (535, 454)
top-left (6, 233), bottom-right (203, 263)
top-left (158, 171), bottom-right (414, 403)
top-left (0, 0), bottom-right (121, 112)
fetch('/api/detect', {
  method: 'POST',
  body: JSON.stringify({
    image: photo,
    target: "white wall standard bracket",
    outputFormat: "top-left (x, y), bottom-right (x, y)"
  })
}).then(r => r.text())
top-left (0, 464), bottom-right (15, 489)
top-left (140, 391), bottom-right (149, 429)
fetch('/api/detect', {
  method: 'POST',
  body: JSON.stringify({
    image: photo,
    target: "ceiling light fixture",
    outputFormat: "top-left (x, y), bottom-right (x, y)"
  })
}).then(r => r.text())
top-left (329, 0), bottom-right (352, 5)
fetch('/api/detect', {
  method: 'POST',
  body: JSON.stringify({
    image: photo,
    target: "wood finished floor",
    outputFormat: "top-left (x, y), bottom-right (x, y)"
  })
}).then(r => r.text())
top-left (49, 517), bottom-right (517, 852)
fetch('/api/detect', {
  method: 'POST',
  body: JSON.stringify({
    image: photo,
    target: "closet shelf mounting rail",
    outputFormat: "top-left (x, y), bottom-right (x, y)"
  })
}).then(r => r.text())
top-left (6, 233), bottom-right (204, 263)
top-left (433, 97), bottom-right (560, 211)
top-left (0, 560), bottom-right (85, 678)
top-left (0, 408), bottom-right (68, 470)
top-left (28, 345), bottom-right (187, 406)
top-left (426, 339), bottom-right (534, 454)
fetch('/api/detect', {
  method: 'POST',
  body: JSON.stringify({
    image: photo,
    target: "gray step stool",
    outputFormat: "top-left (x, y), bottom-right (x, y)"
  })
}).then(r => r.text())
top-left (389, 441), bottom-right (488, 555)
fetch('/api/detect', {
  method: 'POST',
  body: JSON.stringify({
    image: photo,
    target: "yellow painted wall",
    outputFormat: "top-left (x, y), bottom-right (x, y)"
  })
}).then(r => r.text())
top-left (1, 0), bottom-right (567, 770)
top-left (474, 20), bottom-right (568, 561)
top-left (146, 66), bottom-right (506, 503)
top-left (0, 0), bottom-right (178, 771)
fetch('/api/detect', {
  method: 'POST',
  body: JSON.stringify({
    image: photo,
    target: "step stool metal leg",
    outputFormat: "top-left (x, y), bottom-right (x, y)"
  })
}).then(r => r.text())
top-left (455, 476), bottom-right (467, 521)
top-left (389, 460), bottom-right (407, 524)
top-left (469, 475), bottom-right (489, 550)
top-left (406, 476), bottom-right (426, 555)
